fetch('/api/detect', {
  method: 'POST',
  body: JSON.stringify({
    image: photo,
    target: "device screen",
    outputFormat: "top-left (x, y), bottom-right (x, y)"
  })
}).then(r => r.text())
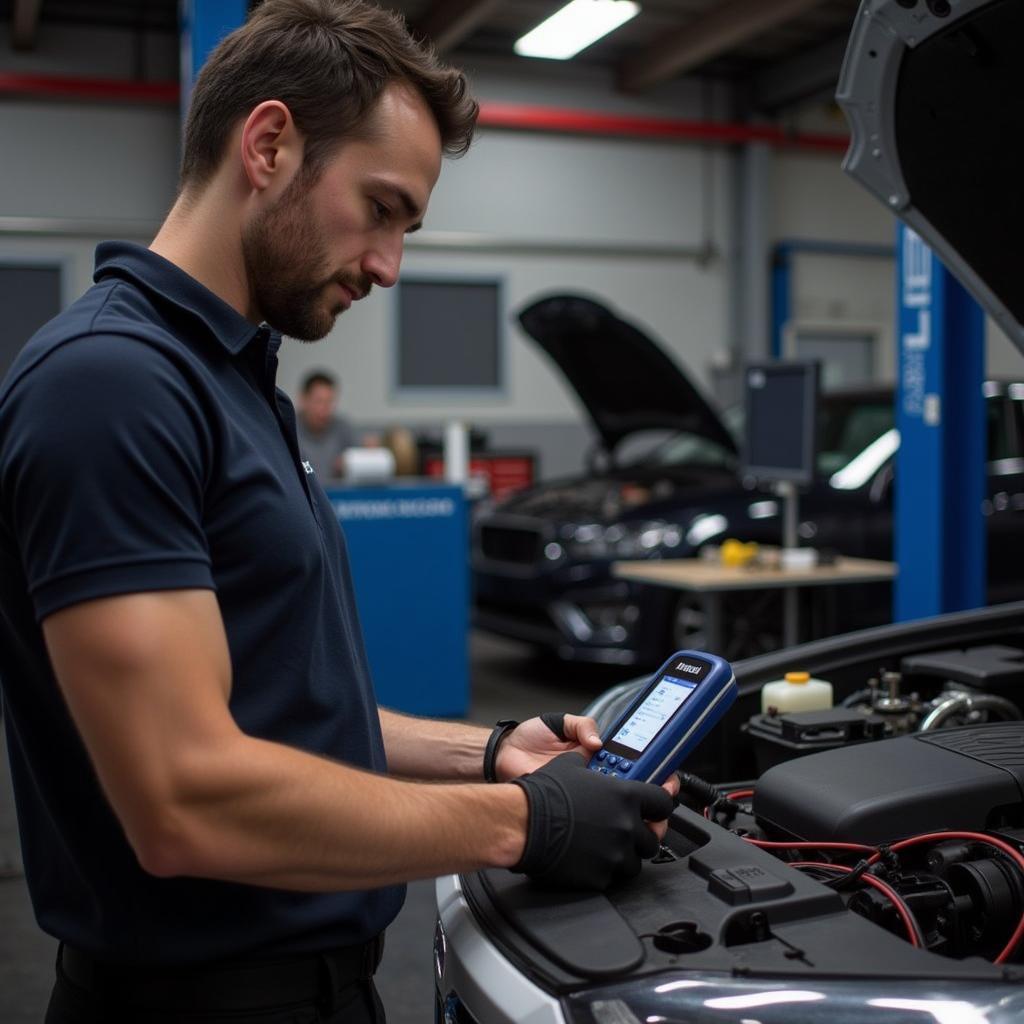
top-left (604, 656), bottom-right (712, 760)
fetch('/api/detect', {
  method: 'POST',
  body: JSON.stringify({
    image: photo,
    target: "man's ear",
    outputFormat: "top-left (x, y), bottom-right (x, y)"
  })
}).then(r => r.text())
top-left (239, 100), bottom-right (303, 194)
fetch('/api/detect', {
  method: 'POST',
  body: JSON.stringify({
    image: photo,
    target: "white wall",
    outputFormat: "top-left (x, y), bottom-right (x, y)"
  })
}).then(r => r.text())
top-left (277, 60), bottom-right (737, 433)
top-left (4, 25), bottom-right (1017, 477)
top-left (276, 125), bottom-right (732, 426)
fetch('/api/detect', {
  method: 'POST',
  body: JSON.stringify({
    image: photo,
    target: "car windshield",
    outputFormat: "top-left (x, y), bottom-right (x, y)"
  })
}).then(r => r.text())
top-left (817, 397), bottom-right (894, 477)
top-left (627, 431), bottom-right (738, 470)
top-left (625, 397), bottom-right (897, 482)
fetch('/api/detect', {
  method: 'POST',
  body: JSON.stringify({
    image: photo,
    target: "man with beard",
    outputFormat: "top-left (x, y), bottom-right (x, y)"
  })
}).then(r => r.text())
top-left (0, 2), bottom-right (677, 1022)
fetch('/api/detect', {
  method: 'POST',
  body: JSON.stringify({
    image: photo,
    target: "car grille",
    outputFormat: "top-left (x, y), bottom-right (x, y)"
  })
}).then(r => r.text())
top-left (478, 524), bottom-right (544, 564)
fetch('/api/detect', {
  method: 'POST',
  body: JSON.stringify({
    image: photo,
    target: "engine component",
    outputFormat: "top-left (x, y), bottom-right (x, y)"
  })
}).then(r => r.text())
top-left (875, 670), bottom-right (912, 715)
top-left (945, 856), bottom-right (1024, 957)
top-left (901, 645), bottom-right (1024, 695)
top-left (745, 707), bottom-right (887, 772)
top-left (919, 692), bottom-right (1020, 731)
top-left (753, 722), bottom-right (1024, 844)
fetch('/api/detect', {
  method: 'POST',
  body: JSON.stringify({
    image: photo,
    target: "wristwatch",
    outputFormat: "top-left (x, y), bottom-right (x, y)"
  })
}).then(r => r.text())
top-left (483, 719), bottom-right (519, 783)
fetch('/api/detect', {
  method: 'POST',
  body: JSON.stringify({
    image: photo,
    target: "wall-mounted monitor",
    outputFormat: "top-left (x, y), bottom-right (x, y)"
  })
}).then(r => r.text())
top-left (741, 360), bottom-right (820, 487)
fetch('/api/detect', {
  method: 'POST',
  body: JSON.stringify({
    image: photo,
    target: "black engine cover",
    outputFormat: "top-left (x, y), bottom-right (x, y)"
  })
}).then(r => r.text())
top-left (754, 722), bottom-right (1024, 844)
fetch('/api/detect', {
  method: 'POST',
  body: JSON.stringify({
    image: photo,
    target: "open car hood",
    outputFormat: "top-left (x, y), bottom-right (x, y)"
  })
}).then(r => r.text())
top-left (839, 0), bottom-right (1024, 354)
top-left (516, 293), bottom-right (737, 456)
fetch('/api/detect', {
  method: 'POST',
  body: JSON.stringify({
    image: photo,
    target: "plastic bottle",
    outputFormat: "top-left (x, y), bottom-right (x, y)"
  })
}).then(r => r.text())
top-left (443, 420), bottom-right (469, 484)
top-left (760, 671), bottom-right (833, 715)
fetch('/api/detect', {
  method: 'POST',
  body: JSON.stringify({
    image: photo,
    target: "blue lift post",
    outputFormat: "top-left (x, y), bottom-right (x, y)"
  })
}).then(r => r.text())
top-left (179, 0), bottom-right (249, 119)
top-left (894, 223), bottom-right (986, 621)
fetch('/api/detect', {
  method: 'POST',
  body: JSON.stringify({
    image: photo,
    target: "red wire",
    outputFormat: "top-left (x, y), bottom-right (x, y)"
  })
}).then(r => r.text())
top-left (745, 838), bottom-right (877, 854)
top-left (702, 793), bottom-right (1024, 962)
top-left (790, 861), bottom-right (921, 948)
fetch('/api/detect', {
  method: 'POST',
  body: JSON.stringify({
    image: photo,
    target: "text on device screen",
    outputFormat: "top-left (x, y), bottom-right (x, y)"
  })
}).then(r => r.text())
top-left (610, 674), bottom-right (699, 755)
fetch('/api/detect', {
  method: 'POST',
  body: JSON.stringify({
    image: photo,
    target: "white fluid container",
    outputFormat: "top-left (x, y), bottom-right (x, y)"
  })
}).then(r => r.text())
top-left (443, 420), bottom-right (469, 484)
top-left (760, 671), bottom-right (833, 714)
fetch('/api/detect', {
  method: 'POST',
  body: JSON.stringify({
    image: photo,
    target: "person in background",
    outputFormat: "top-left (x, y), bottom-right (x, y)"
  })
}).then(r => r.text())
top-left (296, 369), bottom-right (357, 478)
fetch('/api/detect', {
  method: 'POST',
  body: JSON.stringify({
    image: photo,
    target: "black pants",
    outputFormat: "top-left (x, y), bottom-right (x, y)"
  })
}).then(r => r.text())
top-left (45, 941), bottom-right (387, 1024)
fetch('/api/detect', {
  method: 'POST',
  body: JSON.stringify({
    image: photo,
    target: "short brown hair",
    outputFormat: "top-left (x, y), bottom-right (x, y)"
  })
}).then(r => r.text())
top-left (180, 0), bottom-right (478, 190)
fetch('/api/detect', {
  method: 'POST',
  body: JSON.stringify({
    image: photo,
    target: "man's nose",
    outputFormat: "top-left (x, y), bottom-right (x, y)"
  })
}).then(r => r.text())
top-left (362, 238), bottom-right (403, 289)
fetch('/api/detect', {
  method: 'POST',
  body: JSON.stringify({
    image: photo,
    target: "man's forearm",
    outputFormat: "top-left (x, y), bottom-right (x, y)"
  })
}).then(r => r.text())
top-left (378, 707), bottom-right (492, 781)
top-left (146, 730), bottom-right (528, 890)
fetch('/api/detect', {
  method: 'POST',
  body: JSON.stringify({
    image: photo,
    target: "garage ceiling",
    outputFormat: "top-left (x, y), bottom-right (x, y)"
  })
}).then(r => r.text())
top-left (3, 0), bottom-right (863, 110)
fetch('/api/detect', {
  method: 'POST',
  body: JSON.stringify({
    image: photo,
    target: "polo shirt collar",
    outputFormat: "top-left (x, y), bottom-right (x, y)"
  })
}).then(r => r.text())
top-left (94, 241), bottom-right (263, 356)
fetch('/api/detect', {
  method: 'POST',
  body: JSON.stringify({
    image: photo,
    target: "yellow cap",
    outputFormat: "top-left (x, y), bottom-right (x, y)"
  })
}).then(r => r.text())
top-left (784, 671), bottom-right (810, 684)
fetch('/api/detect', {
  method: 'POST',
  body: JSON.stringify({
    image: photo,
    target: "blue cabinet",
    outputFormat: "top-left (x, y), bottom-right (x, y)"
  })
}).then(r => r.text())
top-left (326, 483), bottom-right (469, 717)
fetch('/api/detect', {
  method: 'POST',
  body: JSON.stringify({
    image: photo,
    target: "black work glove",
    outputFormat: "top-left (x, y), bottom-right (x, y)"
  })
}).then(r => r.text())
top-left (510, 751), bottom-right (674, 891)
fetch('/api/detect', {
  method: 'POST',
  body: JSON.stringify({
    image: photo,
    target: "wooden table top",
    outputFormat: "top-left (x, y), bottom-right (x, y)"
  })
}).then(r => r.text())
top-left (613, 556), bottom-right (897, 592)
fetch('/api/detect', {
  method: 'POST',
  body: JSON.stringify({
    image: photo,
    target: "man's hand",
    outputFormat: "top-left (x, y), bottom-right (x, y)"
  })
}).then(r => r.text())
top-left (511, 752), bottom-right (676, 890)
top-left (495, 713), bottom-right (602, 781)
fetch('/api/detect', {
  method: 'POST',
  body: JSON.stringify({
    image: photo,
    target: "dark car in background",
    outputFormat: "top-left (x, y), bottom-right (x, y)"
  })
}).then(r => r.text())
top-left (473, 294), bottom-right (1024, 666)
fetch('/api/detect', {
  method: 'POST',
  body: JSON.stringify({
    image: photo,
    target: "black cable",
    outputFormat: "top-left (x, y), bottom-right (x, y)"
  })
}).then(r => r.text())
top-left (825, 857), bottom-right (871, 891)
top-left (675, 771), bottom-right (718, 808)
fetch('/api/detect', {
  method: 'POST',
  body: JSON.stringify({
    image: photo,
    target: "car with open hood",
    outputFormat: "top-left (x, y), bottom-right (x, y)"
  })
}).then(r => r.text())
top-left (441, 1), bottom-right (1024, 1021)
top-left (473, 292), bottom-right (1024, 665)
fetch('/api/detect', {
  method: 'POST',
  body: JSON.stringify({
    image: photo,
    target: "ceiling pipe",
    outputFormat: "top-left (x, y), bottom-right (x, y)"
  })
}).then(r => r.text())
top-left (0, 72), bottom-right (178, 104)
top-left (412, 0), bottom-right (504, 54)
top-left (0, 74), bottom-right (848, 153)
top-left (619, 0), bottom-right (829, 93)
top-left (477, 102), bottom-right (848, 153)
top-left (11, 0), bottom-right (45, 51)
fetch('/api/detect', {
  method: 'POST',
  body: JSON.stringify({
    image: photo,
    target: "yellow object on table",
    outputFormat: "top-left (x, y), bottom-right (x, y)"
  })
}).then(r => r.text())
top-left (720, 538), bottom-right (759, 567)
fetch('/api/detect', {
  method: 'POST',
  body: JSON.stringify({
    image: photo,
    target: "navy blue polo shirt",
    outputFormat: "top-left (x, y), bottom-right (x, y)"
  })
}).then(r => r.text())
top-left (0, 242), bottom-right (404, 965)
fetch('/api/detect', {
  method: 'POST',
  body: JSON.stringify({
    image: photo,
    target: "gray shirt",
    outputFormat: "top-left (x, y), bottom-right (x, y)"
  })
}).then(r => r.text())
top-left (296, 414), bottom-right (356, 480)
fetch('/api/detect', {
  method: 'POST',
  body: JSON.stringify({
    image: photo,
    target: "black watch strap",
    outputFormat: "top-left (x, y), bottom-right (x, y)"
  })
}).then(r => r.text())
top-left (483, 719), bottom-right (519, 783)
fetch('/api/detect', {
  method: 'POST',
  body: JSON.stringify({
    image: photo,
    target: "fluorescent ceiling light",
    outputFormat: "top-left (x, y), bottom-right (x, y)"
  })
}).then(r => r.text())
top-left (514, 0), bottom-right (640, 60)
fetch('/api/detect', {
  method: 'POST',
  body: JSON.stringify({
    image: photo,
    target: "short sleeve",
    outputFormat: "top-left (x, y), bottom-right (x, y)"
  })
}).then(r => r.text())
top-left (0, 333), bottom-right (217, 621)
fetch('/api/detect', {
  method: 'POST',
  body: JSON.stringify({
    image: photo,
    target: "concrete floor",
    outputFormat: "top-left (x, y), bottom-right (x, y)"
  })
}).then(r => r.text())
top-left (0, 631), bottom-right (637, 1023)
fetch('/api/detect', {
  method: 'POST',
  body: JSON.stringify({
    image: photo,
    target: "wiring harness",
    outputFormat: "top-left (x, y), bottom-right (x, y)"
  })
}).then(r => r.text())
top-left (698, 780), bottom-right (1024, 964)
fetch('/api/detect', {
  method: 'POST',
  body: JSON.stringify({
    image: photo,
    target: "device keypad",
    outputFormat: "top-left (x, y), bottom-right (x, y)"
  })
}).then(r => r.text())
top-left (589, 750), bottom-right (637, 779)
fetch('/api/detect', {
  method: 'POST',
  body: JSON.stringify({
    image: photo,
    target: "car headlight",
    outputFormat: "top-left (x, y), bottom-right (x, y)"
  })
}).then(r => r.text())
top-left (562, 520), bottom-right (684, 560)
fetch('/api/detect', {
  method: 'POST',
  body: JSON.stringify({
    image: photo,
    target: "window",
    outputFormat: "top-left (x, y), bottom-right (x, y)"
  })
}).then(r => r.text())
top-left (793, 328), bottom-right (876, 389)
top-left (0, 262), bottom-right (63, 379)
top-left (396, 279), bottom-right (502, 393)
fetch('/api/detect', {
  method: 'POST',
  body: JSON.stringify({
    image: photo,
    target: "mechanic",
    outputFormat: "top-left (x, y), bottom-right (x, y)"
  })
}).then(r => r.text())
top-left (296, 369), bottom-right (357, 478)
top-left (0, 2), bottom-right (676, 1022)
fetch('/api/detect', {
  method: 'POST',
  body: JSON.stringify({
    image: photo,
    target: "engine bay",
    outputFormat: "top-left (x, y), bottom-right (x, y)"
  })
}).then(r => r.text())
top-left (695, 642), bottom-right (1024, 967)
top-left (461, 636), bottom-right (1024, 992)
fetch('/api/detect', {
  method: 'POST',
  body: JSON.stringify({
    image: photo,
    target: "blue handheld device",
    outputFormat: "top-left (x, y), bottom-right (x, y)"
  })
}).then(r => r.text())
top-left (587, 650), bottom-right (736, 784)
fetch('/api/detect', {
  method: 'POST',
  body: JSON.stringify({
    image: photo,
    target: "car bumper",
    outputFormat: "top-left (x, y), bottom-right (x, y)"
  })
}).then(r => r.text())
top-left (434, 874), bottom-right (566, 1024)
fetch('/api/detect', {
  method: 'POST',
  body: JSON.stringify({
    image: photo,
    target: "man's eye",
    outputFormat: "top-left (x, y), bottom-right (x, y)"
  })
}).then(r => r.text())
top-left (372, 200), bottom-right (389, 222)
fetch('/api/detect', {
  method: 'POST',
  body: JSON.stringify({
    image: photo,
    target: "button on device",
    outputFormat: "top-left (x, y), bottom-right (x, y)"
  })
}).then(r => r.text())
top-left (589, 764), bottom-right (603, 772)
top-left (595, 750), bottom-right (608, 761)
top-left (606, 755), bottom-right (620, 767)
top-left (619, 760), bottom-right (633, 772)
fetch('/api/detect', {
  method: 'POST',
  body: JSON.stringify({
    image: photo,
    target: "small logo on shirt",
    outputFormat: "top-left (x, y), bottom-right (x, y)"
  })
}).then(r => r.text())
top-left (302, 460), bottom-right (315, 475)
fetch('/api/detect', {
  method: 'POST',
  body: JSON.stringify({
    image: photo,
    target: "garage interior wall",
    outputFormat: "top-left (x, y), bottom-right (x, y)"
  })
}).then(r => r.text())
top-left (2, 20), bottom-right (1018, 479)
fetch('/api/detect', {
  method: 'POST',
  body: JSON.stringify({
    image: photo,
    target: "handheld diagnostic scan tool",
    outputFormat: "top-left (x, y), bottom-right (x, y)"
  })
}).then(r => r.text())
top-left (589, 651), bottom-right (736, 784)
